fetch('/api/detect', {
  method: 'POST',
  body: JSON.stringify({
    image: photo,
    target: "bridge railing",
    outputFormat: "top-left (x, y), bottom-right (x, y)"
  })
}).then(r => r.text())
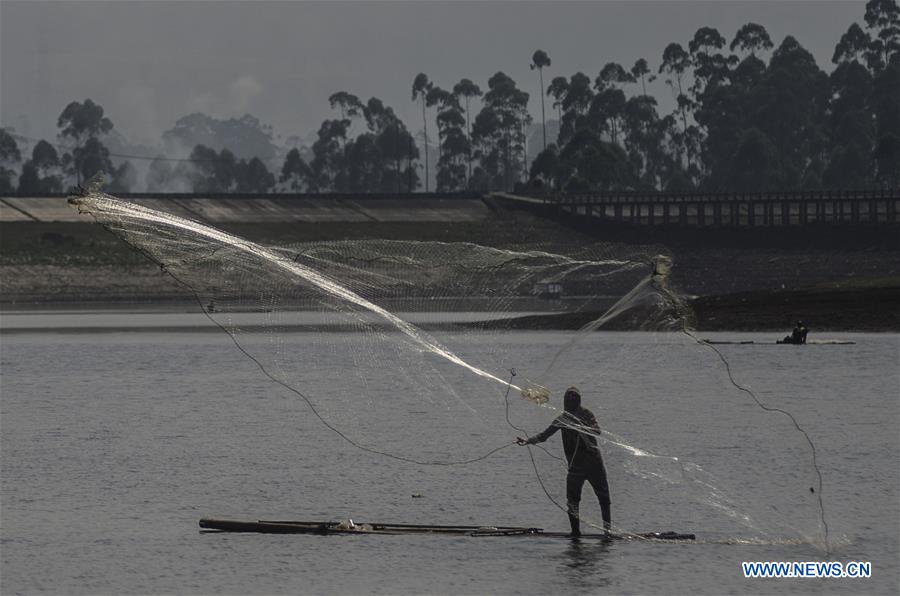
top-left (521, 188), bottom-right (899, 205)
top-left (495, 189), bottom-right (900, 226)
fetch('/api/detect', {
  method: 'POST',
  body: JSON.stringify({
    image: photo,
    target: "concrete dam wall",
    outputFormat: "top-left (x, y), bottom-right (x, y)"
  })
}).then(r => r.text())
top-left (0, 194), bottom-right (493, 224)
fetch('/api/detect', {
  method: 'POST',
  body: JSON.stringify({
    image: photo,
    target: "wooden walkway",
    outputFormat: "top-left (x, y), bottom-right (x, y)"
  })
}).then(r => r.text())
top-left (493, 190), bottom-right (899, 227)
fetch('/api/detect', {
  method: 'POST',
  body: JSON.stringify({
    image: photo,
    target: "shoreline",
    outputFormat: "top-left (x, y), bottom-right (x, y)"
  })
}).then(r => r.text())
top-left (3, 283), bottom-right (897, 332)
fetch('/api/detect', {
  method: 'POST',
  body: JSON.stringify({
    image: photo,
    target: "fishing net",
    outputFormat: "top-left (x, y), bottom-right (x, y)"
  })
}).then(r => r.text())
top-left (69, 179), bottom-right (829, 550)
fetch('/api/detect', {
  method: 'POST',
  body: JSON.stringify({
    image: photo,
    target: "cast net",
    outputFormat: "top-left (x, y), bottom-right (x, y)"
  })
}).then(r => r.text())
top-left (69, 179), bottom-right (829, 550)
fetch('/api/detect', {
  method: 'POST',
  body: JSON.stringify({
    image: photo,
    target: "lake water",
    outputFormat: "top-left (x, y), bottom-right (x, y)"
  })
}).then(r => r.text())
top-left (1, 312), bottom-right (898, 595)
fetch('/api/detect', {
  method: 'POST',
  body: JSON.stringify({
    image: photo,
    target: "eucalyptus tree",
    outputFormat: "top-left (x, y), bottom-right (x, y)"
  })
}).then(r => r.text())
top-left (729, 22), bottom-right (774, 57)
top-left (425, 86), bottom-right (468, 190)
top-left (361, 96), bottom-right (419, 192)
top-left (308, 119), bottom-right (350, 191)
top-left (328, 91), bottom-right (364, 121)
top-left (555, 72), bottom-right (594, 146)
top-left (658, 43), bottom-right (693, 173)
top-left (863, 0), bottom-right (900, 185)
top-left (529, 143), bottom-right (560, 189)
top-left (694, 79), bottom-right (753, 189)
top-left (687, 27), bottom-right (736, 183)
top-left (472, 72), bottom-right (531, 190)
top-left (593, 63), bottom-right (634, 145)
top-left (720, 32), bottom-right (770, 182)
top-left (530, 49), bottom-right (552, 152)
top-left (658, 43), bottom-right (691, 131)
top-left (621, 95), bottom-right (666, 187)
top-left (754, 36), bottom-right (830, 188)
top-left (630, 58), bottom-right (655, 96)
top-left (280, 148), bottom-right (313, 191)
top-left (344, 134), bottom-right (382, 192)
top-left (688, 27), bottom-right (733, 96)
top-left (33, 141), bottom-right (60, 182)
top-left (546, 76), bottom-right (569, 137)
top-left (872, 59), bottom-right (899, 186)
top-left (234, 157), bottom-right (274, 193)
top-left (436, 119), bottom-right (468, 191)
top-left (187, 145), bottom-right (232, 192)
top-left (596, 62), bottom-right (634, 89)
top-left (16, 162), bottom-right (40, 193)
top-left (833, 23), bottom-right (876, 67)
top-left (471, 108), bottom-right (503, 190)
top-left (556, 128), bottom-right (634, 191)
top-left (825, 24), bottom-right (877, 188)
top-left (425, 86), bottom-right (450, 174)
top-left (452, 78), bottom-right (482, 184)
top-left (589, 86), bottom-right (627, 145)
top-left (57, 99), bottom-right (114, 185)
top-left (864, 0), bottom-right (900, 70)
top-left (75, 138), bottom-right (124, 189)
top-left (18, 140), bottom-right (63, 192)
top-left (412, 73), bottom-right (433, 191)
top-left (0, 129), bottom-right (21, 192)
top-left (326, 91), bottom-right (365, 186)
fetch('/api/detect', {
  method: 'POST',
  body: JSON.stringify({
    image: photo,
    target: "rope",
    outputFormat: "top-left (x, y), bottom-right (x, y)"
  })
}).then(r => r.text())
top-left (183, 273), bottom-right (516, 466)
top-left (682, 328), bottom-right (831, 555)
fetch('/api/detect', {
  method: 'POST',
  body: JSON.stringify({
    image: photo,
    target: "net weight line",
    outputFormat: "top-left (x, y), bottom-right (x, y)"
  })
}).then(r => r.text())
top-left (181, 266), bottom-right (518, 467)
top-left (681, 328), bottom-right (831, 555)
top-left (84, 209), bottom-right (518, 467)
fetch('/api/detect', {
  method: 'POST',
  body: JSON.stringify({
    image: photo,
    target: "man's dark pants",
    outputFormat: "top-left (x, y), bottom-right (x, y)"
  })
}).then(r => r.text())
top-left (566, 461), bottom-right (611, 534)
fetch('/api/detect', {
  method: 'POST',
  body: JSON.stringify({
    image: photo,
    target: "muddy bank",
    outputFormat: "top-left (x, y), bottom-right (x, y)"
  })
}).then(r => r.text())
top-left (462, 283), bottom-right (899, 332)
top-left (689, 284), bottom-right (900, 331)
top-left (2, 218), bottom-right (899, 331)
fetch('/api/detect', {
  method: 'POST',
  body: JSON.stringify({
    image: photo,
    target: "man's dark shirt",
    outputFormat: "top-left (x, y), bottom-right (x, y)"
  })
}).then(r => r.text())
top-left (528, 407), bottom-right (603, 472)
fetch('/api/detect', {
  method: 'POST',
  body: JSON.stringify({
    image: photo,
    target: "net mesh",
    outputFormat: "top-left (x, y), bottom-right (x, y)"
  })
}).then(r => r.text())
top-left (69, 180), bottom-right (829, 549)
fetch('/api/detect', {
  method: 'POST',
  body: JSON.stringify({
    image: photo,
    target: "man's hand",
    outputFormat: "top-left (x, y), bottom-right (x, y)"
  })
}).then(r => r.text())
top-left (516, 437), bottom-right (529, 446)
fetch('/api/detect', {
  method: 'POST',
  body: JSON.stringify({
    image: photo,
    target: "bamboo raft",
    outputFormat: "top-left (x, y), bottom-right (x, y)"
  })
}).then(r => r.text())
top-left (198, 518), bottom-right (695, 541)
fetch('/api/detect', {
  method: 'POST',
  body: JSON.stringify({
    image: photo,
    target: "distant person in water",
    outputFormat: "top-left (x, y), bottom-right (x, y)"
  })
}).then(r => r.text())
top-left (517, 387), bottom-right (611, 536)
top-left (783, 321), bottom-right (808, 344)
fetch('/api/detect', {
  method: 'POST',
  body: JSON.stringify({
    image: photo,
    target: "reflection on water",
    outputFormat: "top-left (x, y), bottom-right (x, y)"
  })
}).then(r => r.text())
top-left (557, 537), bottom-right (613, 590)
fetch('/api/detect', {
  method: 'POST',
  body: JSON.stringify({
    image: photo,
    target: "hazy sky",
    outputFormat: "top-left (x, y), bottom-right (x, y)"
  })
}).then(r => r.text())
top-left (1, 0), bottom-right (864, 151)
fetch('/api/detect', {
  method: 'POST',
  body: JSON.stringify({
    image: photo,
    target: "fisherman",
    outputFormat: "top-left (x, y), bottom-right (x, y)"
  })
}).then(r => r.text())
top-left (516, 387), bottom-right (611, 537)
top-left (783, 320), bottom-right (808, 344)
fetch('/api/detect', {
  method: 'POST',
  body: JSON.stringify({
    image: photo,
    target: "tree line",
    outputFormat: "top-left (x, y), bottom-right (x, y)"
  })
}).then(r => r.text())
top-left (1, 0), bottom-right (897, 194)
top-left (528, 0), bottom-right (899, 192)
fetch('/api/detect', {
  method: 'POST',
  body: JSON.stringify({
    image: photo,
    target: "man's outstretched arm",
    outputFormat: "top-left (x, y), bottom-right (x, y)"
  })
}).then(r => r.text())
top-left (516, 420), bottom-right (561, 445)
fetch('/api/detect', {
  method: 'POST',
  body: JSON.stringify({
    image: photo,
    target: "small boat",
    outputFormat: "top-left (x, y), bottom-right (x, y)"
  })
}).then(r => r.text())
top-left (198, 518), bottom-right (695, 541)
top-left (703, 339), bottom-right (855, 345)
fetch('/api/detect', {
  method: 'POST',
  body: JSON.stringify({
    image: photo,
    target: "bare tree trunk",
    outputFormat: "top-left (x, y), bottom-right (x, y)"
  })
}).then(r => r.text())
top-left (539, 68), bottom-right (547, 152)
top-left (522, 121), bottom-right (528, 183)
top-left (421, 99), bottom-right (429, 192)
top-left (465, 97), bottom-right (472, 186)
